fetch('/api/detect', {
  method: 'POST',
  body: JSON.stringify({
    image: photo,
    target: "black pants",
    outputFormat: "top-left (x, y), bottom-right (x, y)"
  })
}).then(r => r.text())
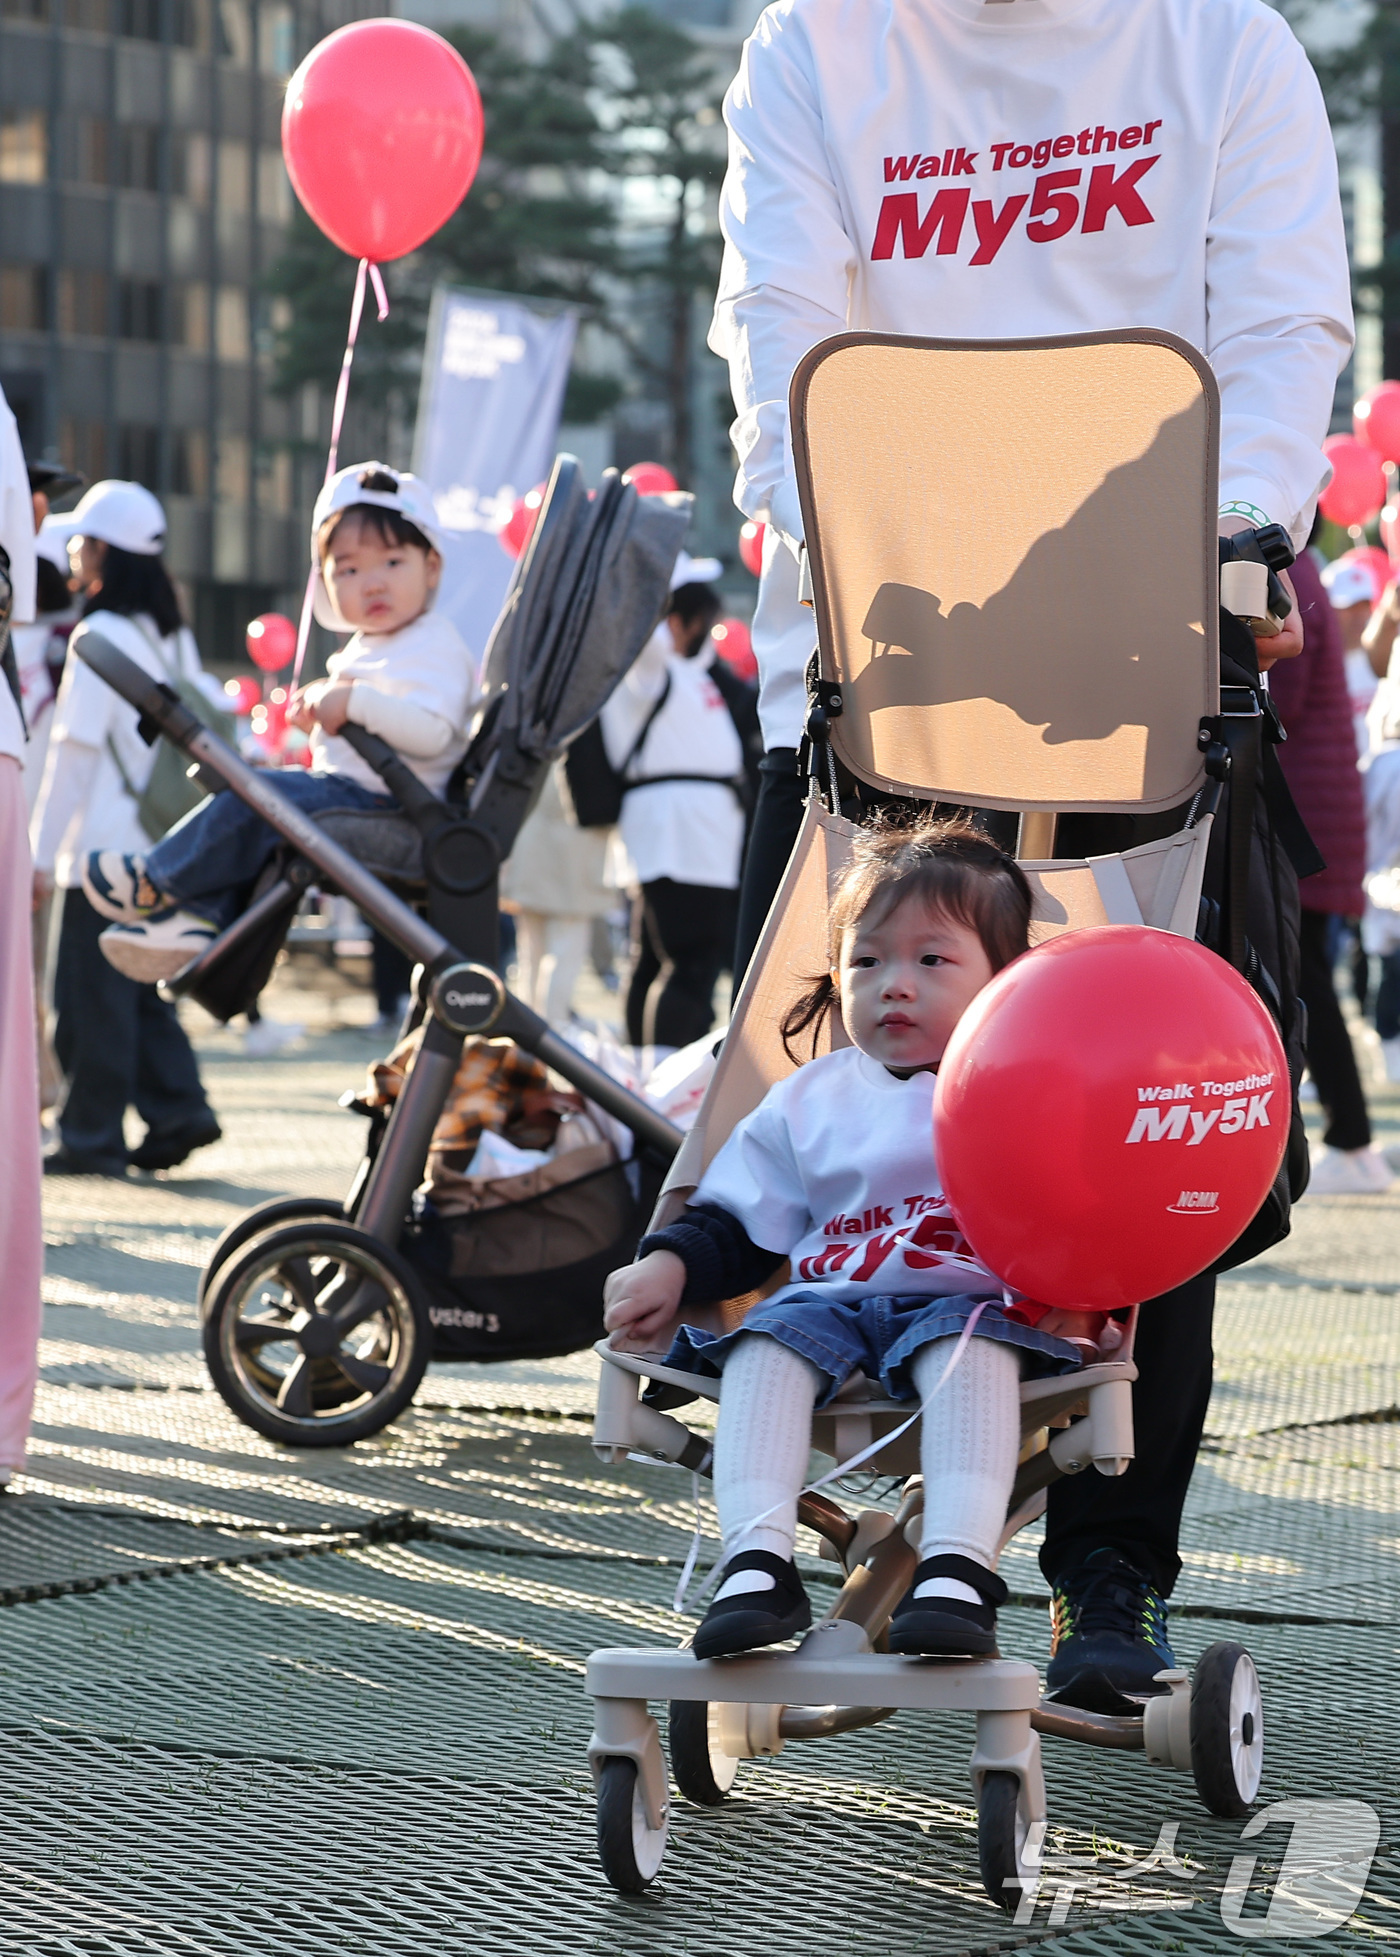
top-left (1040, 1267), bottom-right (1215, 1598)
top-left (627, 879), bottom-right (737, 1049)
top-left (52, 887), bottom-right (213, 1164)
top-left (370, 928), bottom-right (413, 1019)
top-left (1298, 906), bottom-right (1371, 1151)
top-left (733, 747), bottom-right (806, 985)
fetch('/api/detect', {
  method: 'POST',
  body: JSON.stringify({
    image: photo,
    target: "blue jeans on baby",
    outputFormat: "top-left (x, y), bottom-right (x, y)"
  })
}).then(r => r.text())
top-left (144, 772), bottom-right (396, 932)
top-left (664, 1290), bottom-right (1083, 1406)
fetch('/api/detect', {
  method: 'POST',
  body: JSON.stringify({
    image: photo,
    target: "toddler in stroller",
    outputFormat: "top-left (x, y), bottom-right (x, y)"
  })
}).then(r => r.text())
top-left (605, 813), bottom-right (1115, 1664)
top-left (82, 462), bottom-right (476, 982)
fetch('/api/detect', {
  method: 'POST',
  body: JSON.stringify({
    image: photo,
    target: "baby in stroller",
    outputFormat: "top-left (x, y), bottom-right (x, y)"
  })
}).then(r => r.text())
top-left (604, 813), bottom-right (1112, 1663)
top-left (81, 462), bottom-right (477, 983)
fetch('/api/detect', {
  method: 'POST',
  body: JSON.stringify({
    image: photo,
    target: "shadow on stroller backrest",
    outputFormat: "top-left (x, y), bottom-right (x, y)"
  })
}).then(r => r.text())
top-left (71, 455), bottom-right (697, 1444)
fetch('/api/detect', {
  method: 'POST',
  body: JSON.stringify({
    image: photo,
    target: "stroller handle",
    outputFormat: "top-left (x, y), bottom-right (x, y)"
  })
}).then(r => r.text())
top-left (71, 626), bottom-right (448, 970)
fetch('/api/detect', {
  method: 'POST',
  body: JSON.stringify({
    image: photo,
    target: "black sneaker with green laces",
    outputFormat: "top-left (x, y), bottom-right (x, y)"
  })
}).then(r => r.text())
top-left (1045, 1548), bottom-right (1175, 1714)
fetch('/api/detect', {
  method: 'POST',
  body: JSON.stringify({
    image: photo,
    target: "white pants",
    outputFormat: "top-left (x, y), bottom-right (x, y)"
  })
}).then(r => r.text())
top-left (515, 911), bottom-right (589, 1024)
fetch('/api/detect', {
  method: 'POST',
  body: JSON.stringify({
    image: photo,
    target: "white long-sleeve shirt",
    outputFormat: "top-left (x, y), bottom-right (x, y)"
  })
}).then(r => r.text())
top-left (713, 0), bottom-right (1353, 746)
top-left (600, 624), bottom-right (746, 889)
top-left (311, 607), bottom-right (478, 797)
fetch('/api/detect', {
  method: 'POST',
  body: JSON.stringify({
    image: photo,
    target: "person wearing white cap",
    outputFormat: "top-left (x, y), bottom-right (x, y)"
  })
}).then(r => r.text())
top-left (0, 379), bottom-right (43, 1487)
top-left (29, 479), bottom-right (221, 1176)
top-left (600, 560), bottom-right (759, 1047)
top-left (1320, 552), bottom-right (1383, 758)
top-left (81, 464), bottom-right (478, 986)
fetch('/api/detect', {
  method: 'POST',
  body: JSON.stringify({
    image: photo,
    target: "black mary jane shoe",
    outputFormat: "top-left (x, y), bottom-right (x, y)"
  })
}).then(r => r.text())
top-left (888, 1554), bottom-right (1008, 1657)
top-left (692, 1550), bottom-right (812, 1660)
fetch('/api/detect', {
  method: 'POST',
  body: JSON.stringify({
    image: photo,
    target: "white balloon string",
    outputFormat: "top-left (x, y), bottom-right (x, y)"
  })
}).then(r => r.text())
top-left (673, 1299), bottom-right (990, 1615)
top-left (292, 255), bottom-right (389, 685)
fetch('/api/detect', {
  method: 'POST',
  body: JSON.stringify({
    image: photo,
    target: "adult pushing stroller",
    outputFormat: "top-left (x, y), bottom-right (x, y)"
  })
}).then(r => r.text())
top-left (584, 332), bottom-right (1298, 1908)
top-left (72, 459), bottom-right (691, 1446)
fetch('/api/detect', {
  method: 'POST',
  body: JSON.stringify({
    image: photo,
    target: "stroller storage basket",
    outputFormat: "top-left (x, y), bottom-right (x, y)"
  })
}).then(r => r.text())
top-left (407, 1156), bottom-right (646, 1361)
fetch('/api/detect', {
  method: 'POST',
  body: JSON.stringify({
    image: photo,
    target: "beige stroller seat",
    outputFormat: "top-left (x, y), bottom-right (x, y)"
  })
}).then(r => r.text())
top-left (585, 331), bottom-right (1265, 1909)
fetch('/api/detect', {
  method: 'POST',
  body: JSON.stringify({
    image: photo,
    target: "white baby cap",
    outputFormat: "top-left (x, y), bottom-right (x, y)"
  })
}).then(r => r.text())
top-left (310, 462), bottom-right (446, 630)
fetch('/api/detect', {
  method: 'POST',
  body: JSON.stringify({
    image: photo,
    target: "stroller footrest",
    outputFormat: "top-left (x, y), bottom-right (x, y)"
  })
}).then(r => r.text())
top-left (585, 1646), bottom-right (1039, 1714)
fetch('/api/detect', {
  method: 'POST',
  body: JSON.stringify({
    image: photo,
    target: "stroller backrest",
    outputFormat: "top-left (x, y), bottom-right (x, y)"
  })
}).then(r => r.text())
top-left (658, 332), bottom-right (1221, 1217)
top-left (792, 330), bottom-right (1219, 815)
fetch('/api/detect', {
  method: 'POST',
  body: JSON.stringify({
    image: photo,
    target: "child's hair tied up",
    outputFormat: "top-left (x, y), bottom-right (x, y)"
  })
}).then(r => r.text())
top-left (779, 808), bottom-right (1033, 1063)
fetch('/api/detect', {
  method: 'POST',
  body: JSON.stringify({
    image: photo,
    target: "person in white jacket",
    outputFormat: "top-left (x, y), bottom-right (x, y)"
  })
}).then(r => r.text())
top-left (721, 0), bottom-right (1352, 978)
top-left (30, 480), bottom-right (223, 1177)
top-left (709, 0), bottom-right (1353, 1712)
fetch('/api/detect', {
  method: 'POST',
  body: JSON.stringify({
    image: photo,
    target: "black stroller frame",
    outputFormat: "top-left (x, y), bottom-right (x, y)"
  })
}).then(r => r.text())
top-left (72, 458), bottom-right (689, 1447)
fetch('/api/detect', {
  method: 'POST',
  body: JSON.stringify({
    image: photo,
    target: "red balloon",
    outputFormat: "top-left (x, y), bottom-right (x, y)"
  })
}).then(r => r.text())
top-left (935, 927), bottom-right (1288, 1311)
top-left (1319, 434), bottom-right (1386, 529)
top-left (710, 616), bottom-right (756, 682)
top-left (245, 613), bottom-right (297, 672)
top-left (282, 20), bottom-right (483, 263)
top-left (499, 483), bottom-right (546, 560)
top-left (738, 520), bottom-right (765, 578)
top-left (1354, 380), bottom-right (1400, 466)
top-left (622, 462), bottom-right (678, 497)
top-left (224, 675), bottom-right (262, 715)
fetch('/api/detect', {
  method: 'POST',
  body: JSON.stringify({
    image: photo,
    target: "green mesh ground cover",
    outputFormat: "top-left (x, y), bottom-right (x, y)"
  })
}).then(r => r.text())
top-left (6, 994), bottom-right (1398, 1953)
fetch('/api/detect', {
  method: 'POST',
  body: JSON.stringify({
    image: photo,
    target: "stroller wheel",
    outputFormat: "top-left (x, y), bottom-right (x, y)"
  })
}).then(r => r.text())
top-left (596, 1757), bottom-right (669, 1892)
top-left (1190, 1642), bottom-right (1263, 1817)
top-left (669, 1700), bottom-right (740, 1805)
top-left (202, 1221), bottom-right (430, 1447)
top-left (198, 1198), bottom-right (345, 1312)
top-left (978, 1770), bottom-right (1035, 1912)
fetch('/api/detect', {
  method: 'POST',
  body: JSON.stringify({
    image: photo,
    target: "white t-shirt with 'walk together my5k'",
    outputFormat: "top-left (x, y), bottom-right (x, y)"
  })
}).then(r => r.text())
top-left (695, 1044), bottom-right (1000, 1308)
top-left (712, 0), bottom-right (1354, 747)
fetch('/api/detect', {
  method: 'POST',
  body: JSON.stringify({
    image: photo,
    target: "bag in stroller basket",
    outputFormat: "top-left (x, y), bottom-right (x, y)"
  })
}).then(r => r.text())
top-left (361, 1029), bottom-right (653, 1361)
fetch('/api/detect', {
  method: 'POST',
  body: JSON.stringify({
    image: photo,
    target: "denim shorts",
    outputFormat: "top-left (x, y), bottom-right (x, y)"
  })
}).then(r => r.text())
top-left (663, 1290), bottom-right (1083, 1408)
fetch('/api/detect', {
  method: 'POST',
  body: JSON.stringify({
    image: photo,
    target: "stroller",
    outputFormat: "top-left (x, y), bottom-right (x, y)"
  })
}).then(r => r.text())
top-left (72, 458), bottom-right (692, 1447)
top-left (584, 331), bottom-right (1279, 1908)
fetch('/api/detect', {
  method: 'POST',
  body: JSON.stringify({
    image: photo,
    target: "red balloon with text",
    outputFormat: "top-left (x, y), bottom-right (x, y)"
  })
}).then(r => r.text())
top-left (934, 927), bottom-right (1288, 1310)
top-left (282, 20), bottom-right (483, 262)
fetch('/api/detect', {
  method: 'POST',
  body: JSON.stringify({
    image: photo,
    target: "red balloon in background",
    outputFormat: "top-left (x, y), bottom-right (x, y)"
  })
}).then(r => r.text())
top-left (500, 483), bottom-right (546, 559)
top-left (738, 520), bottom-right (765, 577)
top-left (710, 616), bottom-right (756, 682)
top-left (934, 927), bottom-right (1288, 1311)
top-left (224, 675), bottom-right (262, 715)
top-left (1354, 380), bottom-right (1400, 465)
top-left (622, 462), bottom-right (679, 497)
top-left (1319, 435), bottom-right (1387, 529)
top-left (245, 613), bottom-right (297, 672)
top-left (1382, 500), bottom-right (1400, 564)
top-left (282, 20), bottom-right (483, 263)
